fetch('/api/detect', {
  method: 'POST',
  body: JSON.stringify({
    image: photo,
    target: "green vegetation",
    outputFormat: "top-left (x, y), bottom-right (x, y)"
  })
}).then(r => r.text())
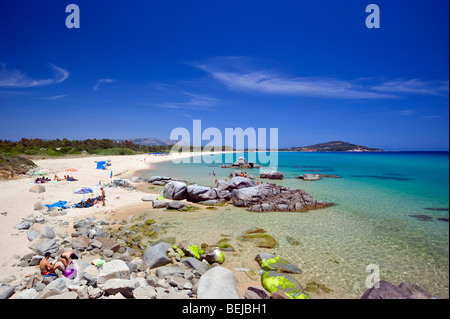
top-left (280, 140), bottom-right (383, 152)
top-left (0, 154), bottom-right (37, 179)
top-left (0, 138), bottom-right (174, 157)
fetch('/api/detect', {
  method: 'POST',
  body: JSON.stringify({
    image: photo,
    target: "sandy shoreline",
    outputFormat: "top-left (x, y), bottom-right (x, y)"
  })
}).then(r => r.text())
top-left (0, 151), bottom-right (227, 280)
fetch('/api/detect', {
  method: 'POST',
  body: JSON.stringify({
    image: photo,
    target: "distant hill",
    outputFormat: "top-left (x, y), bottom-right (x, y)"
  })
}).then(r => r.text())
top-left (281, 140), bottom-right (384, 152)
top-left (119, 137), bottom-right (179, 146)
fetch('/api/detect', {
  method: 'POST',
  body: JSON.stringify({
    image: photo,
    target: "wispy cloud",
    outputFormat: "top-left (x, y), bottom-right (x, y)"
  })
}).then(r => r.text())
top-left (140, 92), bottom-right (219, 110)
top-left (0, 63), bottom-right (69, 88)
top-left (193, 57), bottom-right (449, 99)
top-left (94, 78), bottom-right (115, 91)
top-left (389, 109), bottom-right (415, 116)
top-left (38, 94), bottom-right (71, 100)
top-left (422, 115), bottom-right (443, 119)
top-left (371, 79), bottom-right (449, 96)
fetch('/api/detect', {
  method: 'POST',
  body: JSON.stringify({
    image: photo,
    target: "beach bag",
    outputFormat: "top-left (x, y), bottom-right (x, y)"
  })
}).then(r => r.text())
top-left (64, 261), bottom-right (77, 279)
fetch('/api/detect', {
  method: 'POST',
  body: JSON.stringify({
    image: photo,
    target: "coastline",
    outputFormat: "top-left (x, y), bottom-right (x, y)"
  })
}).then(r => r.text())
top-left (1, 150), bottom-right (447, 299)
top-left (0, 151), bottom-right (229, 280)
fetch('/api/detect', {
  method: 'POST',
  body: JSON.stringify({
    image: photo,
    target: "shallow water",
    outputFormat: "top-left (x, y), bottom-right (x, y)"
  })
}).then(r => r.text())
top-left (141, 152), bottom-right (449, 298)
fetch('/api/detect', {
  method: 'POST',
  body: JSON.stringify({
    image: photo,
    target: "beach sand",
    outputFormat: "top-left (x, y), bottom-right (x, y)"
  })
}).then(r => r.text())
top-left (0, 152), bottom-right (220, 280)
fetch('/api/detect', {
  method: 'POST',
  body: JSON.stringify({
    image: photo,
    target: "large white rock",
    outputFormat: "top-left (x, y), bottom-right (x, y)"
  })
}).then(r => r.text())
top-left (197, 266), bottom-right (241, 299)
top-left (97, 260), bottom-right (130, 286)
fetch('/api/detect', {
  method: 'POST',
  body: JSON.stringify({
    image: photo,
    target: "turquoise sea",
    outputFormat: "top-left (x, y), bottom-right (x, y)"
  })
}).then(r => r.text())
top-left (142, 152), bottom-right (449, 298)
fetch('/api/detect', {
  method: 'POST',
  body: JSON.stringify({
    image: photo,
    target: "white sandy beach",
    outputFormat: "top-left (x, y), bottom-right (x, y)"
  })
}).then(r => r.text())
top-left (0, 151), bottom-right (220, 280)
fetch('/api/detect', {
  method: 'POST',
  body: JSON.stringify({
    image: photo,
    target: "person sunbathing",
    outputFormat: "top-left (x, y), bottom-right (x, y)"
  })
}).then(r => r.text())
top-left (39, 252), bottom-right (64, 277)
top-left (60, 250), bottom-right (78, 269)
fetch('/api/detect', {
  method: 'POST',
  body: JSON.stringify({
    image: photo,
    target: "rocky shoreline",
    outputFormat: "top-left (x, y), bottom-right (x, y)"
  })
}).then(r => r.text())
top-left (150, 172), bottom-right (333, 213)
top-left (0, 172), bottom-right (436, 300)
top-left (2, 210), bottom-right (312, 299)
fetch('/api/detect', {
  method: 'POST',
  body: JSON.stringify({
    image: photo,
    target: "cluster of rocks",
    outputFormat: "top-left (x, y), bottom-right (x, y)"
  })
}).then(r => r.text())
top-left (147, 176), bottom-right (187, 186)
top-left (160, 181), bottom-right (231, 206)
top-left (409, 214), bottom-right (449, 223)
top-left (104, 179), bottom-right (136, 191)
top-left (3, 215), bottom-right (236, 299)
top-left (231, 183), bottom-right (332, 212)
top-left (142, 194), bottom-right (193, 211)
top-left (4, 214), bottom-right (300, 300)
top-left (297, 174), bottom-right (341, 181)
top-left (154, 175), bottom-right (332, 212)
top-left (361, 280), bottom-right (433, 299)
top-left (260, 171), bottom-right (284, 180)
top-left (219, 157), bottom-right (261, 169)
top-left (4, 206), bottom-right (436, 300)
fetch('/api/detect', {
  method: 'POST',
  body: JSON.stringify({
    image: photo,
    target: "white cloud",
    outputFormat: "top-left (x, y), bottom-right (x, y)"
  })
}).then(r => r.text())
top-left (371, 79), bottom-right (449, 96)
top-left (390, 109), bottom-right (415, 116)
top-left (94, 78), bottom-right (115, 91)
top-left (139, 92), bottom-right (219, 110)
top-left (0, 63), bottom-right (69, 88)
top-left (194, 57), bottom-right (449, 99)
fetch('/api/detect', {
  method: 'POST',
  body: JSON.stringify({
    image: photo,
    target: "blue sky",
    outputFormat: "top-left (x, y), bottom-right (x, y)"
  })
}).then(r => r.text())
top-left (0, 0), bottom-right (448, 150)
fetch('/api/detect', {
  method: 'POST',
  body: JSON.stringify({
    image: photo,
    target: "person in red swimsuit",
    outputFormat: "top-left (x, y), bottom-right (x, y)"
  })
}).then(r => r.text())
top-left (39, 252), bottom-right (64, 277)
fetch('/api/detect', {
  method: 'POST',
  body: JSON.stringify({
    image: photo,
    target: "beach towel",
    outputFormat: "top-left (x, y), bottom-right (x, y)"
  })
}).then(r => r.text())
top-left (91, 258), bottom-right (105, 267)
top-left (45, 201), bottom-right (68, 209)
top-left (96, 161), bottom-right (106, 170)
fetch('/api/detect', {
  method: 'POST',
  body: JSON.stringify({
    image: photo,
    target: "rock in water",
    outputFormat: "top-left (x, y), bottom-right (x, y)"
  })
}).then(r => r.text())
top-left (162, 181), bottom-right (187, 200)
top-left (302, 174), bottom-right (321, 181)
top-left (256, 253), bottom-right (302, 274)
top-left (361, 280), bottom-right (432, 299)
top-left (260, 171), bottom-right (284, 180)
top-left (242, 228), bottom-right (277, 248)
top-left (228, 177), bottom-right (257, 190)
top-left (201, 247), bottom-right (225, 264)
top-left (186, 185), bottom-right (220, 202)
top-left (261, 271), bottom-right (306, 299)
top-left (197, 266), bottom-right (241, 299)
top-left (231, 183), bottom-right (332, 212)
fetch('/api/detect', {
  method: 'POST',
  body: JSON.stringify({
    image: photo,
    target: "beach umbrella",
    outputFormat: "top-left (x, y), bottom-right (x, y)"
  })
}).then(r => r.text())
top-left (74, 187), bottom-right (93, 200)
top-left (74, 187), bottom-right (93, 194)
top-left (33, 170), bottom-right (47, 176)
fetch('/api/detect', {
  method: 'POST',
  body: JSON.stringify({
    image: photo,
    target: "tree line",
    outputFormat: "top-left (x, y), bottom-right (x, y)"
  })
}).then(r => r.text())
top-left (0, 138), bottom-right (174, 156)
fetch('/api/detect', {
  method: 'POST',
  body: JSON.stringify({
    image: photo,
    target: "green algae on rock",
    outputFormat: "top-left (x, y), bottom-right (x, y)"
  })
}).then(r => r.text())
top-left (261, 271), bottom-right (306, 299)
top-left (201, 247), bottom-right (225, 264)
top-left (304, 280), bottom-right (333, 294)
top-left (256, 253), bottom-right (302, 274)
top-left (242, 228), bottom-right (277, 248)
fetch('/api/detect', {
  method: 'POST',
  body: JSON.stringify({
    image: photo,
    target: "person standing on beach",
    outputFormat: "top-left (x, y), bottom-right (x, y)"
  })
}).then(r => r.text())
top-left (101, 187), bottom-right (106, 206)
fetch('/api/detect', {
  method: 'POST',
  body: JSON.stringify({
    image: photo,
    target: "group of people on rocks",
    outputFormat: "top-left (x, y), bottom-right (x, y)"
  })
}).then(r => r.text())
top-left (39, 250), bottom-right (78, 278)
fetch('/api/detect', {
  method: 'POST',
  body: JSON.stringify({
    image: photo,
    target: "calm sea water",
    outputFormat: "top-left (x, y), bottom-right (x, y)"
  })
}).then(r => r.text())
top-left (142, 152), bottom-right (449, 298)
